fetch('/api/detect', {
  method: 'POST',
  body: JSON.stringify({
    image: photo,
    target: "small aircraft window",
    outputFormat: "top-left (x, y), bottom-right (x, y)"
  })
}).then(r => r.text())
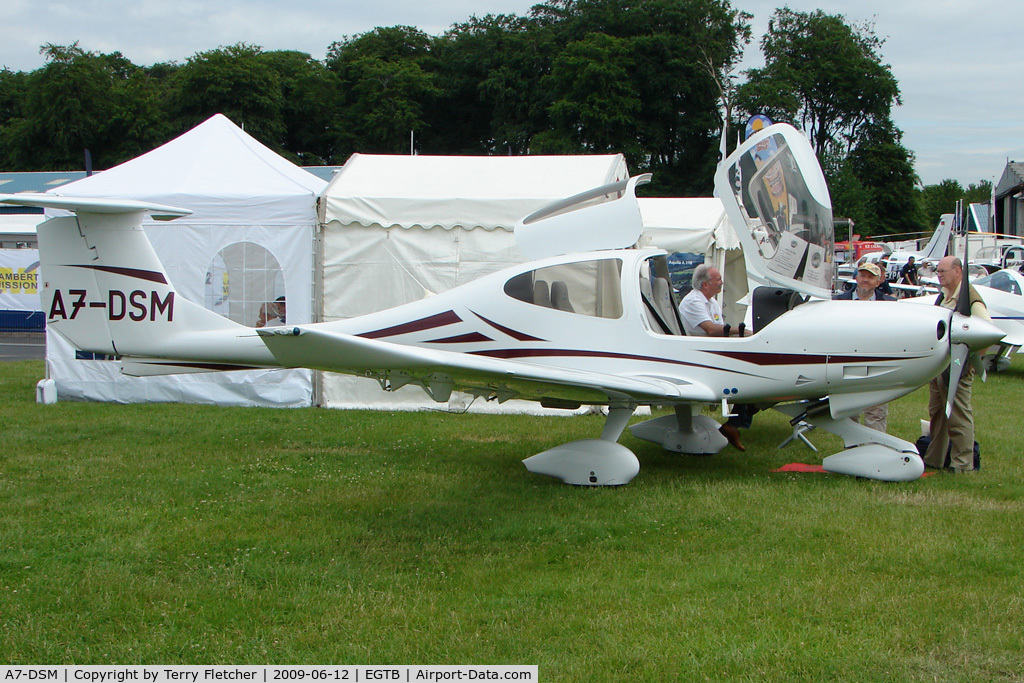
top-left (503, 258), bottom-right (623, 318)
top-left (205, 242), bottom-right (287, 327)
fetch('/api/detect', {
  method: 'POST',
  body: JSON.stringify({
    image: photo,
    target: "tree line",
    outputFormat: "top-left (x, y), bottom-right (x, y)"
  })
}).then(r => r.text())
top-left (0, 0), bottom-right (990, 235)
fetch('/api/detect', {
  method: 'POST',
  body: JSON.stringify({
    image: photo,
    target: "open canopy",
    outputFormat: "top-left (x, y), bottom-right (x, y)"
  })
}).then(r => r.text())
top-left (714, 123), bottom-right (835, 300)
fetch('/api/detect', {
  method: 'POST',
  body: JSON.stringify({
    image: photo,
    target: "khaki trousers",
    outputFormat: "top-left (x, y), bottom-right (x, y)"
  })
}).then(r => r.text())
top-left (925, 370), bottom-right (975, 471)
top-left (862, 403), bottom-right (888, 432)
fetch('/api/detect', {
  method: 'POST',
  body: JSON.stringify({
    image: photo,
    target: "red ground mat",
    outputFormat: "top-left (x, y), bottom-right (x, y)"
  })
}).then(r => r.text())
top-left (774, 463), bottom-right (826, 473)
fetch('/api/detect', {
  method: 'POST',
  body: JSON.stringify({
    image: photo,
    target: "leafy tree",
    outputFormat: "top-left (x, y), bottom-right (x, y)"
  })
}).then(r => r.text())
top-left (845, 118), bottom-right (924, 235)
top-left (0, 68), bottom-right (29, 168)
top-left (737, 8), bottom-right (899, 159)
top-left (173, 43), bottom-right (284, 146)
top-left (0, 43), bottom-right (167, 170)
top-left (737, 9), bottom-right (920, 234)
top-left (537, 32), bottom-right (643, 156)
top-left (964, 180), bottom-right (993, 208)
top-left (531, 0), bottom-right (751, 194)
top-left (0, 68), bottom-right (27, 125)
top-left (432, 14), bottom-right (553, 155)
top-left (823, 154), bottom-right (876, 235)
top-left (916, 179), bottom-right (964, 231)
top-left (261, 50), bottom-right (339, 164)
top-left (326, 27), bottom-right (440, 158)
top-left (915, 178), bottom-right (994, 233)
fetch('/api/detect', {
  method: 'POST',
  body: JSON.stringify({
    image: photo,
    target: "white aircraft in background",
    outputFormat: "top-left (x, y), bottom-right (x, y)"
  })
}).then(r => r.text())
top-left (2, 124), bottom-right (1003, 485)
top-left (878, 212), bottom-right (956, 282)
top-left (835, 214), bottom-right (954, 298)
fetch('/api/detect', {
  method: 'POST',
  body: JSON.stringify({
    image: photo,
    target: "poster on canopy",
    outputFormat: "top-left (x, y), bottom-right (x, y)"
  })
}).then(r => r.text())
top-left (0, 249), bottom-right (42, 313)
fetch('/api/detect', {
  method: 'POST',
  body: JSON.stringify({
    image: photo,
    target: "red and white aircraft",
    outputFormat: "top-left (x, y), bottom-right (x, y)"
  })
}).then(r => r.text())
top-left (2, 125), bottom-right (1003, 485)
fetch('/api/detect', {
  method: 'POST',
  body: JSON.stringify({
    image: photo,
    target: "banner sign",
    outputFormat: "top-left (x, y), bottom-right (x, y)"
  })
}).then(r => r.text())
top-left (0, 248), bottom-right (42, 312)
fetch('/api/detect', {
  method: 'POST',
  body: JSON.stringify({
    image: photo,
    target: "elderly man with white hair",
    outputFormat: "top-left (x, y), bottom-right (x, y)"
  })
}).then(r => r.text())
top-left (678, 262), bottom-right (748, 450)
top-left (678, 263), bottom-right (741, 337)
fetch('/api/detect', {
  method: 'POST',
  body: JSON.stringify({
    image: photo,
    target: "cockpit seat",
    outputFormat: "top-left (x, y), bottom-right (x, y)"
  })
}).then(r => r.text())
top-left (533, 280), bottom-right (551, 308)
top-left (652, 277), bottom-right (682, 335)
top-left (550, 280), bottom-right (574, 312)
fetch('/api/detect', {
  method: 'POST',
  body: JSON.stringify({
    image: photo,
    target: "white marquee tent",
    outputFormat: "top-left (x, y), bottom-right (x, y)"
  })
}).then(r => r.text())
top-left (44, 114), bottom-right (326, 406)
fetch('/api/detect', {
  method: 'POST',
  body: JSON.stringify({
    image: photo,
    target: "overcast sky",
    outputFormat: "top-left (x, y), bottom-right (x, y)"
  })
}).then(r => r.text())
top-left (2, 0), bottom-right (1021, 188)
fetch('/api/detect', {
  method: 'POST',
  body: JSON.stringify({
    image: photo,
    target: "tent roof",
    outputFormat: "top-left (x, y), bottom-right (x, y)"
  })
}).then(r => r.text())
top-left (48, 114), bottom-right (326, 223)
top-left (637, 197), bottom-right (740, 253)
top-left (321, 153), bottom-right (629, 231)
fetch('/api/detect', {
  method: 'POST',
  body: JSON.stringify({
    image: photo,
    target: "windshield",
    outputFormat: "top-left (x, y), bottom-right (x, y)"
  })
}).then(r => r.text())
top-left (974, 271), bottom-right (1022, 295)
top-left (720, 127), bottom-right (835, 297)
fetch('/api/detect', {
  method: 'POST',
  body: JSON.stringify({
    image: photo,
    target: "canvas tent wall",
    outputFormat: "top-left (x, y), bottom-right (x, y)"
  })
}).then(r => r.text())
top-left (318, 153), bottom-right (629, 411)
top-left (636, 197), bottom-right (746, 322)
top-left (43, 113), bottom-right (326, 406)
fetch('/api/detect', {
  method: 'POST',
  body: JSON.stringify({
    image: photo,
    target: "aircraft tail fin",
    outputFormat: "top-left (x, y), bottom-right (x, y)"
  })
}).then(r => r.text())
top-left (1, 194), bottom-right (244, 359)
top-left (921, 213), bottom-right (955, 260)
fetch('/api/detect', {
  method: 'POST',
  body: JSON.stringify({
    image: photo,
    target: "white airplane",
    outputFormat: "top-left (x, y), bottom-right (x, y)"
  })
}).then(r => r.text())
top-left (2, 124), bottom-right (1003, 485)
top-left (878, 213), bottom-right (956, 282)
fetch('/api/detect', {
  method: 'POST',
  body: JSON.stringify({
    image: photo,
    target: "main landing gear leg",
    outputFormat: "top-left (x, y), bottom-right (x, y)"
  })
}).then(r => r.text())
top-left (522, 404), bottom-right (641, 486)
top-left (628, 405), bottom-right (729, 454)
top-left (773, 403), bottom-right (924, 481)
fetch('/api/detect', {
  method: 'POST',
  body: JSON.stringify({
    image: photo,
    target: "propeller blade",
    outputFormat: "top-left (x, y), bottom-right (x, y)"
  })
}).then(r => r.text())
top-left (969, 350), bottom-right (987, 383)
top-left (946, 343), bottom-right (969, 417)
top-left (956, 205), bottom-right (972, 316)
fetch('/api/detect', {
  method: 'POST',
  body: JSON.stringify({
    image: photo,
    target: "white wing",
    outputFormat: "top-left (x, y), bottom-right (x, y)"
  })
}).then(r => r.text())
top-left (256, 326), bottom-right (717, 405)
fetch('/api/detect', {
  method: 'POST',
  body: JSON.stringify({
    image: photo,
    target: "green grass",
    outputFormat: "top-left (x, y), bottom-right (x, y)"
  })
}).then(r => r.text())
top-left (2, 358), bottom-right (1024, 679)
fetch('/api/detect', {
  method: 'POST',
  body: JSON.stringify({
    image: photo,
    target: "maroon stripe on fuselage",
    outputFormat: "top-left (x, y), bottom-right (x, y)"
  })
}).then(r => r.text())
top-left (72, 264), bottom-right (168, 284)
top-left (427, 332), bottom-right (493, 344)
top-left (469, 347), bottom-right (765, 377)
top-left (707, 350), bottom-right (925, 365)
top-left (471, 310), bottom-right (547, 342)
top-left (359, 310), bottom-right (463, 339)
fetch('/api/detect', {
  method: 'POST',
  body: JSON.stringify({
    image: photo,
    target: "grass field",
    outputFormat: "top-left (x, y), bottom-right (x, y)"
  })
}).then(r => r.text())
top-left (2, 358), bottom-right (1023, 679)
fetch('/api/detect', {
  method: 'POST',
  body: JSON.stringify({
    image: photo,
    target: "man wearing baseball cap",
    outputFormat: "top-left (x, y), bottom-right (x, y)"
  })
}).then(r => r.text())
top-left (835, 262), bottom-right (896, 302)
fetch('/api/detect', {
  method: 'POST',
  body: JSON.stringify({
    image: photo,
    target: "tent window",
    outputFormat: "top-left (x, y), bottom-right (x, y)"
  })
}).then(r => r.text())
top-left (205, 242), bottom-right (286, 327)
top-left (503, 258), bottom-right (623, 318)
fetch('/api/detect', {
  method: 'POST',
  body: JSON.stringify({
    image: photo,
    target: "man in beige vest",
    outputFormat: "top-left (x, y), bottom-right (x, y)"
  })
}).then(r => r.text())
top-left (925, 256), bottom-right (989, 472)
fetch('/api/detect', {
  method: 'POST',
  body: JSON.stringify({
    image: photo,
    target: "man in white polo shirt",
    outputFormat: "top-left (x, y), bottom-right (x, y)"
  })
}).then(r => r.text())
top-left (678, 263), bottom-right (747, 450)
top-left (679, 264), bottom-right (740, 337)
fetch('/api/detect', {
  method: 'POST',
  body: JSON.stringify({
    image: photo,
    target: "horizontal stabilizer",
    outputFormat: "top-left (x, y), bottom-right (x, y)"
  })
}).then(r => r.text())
top-left (0, 193), bottom-right (191, 221)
